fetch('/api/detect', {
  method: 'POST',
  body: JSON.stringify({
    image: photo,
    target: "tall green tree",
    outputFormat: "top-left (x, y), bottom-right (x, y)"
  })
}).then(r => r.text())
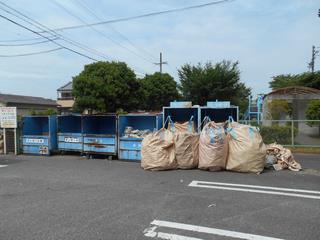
top-left (72, 61), bottom-right (140, 113)
top-left (178, 61), bottom-right (251, 113)
top-left (140, 72), bottom-right (179, 111)
top-left (269, 72), bottom-right (320, 90)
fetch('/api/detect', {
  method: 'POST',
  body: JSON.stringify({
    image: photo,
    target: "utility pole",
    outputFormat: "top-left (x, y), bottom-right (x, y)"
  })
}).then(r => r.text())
top-left (308, 45), bottom-right (319, 73)
top-left (154, 52), bottom-right (167, 73)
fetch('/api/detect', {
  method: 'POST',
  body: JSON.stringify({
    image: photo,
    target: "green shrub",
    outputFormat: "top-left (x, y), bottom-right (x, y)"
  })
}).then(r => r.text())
top-left (260, 125), bottom-right (298, 145)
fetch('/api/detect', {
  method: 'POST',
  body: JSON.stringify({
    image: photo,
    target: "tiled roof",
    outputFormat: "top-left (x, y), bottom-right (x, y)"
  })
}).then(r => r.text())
top-left (0, 93), bottom-right (57, 106)
top-left (57, 81), bottom-right (72, 91)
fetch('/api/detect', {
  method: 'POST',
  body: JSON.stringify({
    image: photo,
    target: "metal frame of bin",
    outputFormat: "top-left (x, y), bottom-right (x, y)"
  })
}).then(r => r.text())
top-left (82, 114), bottom-right (117, 157)
top-left (118, 114), bottom-right (161, 161)
top-left (21, 116), bottom-right (57, 155)
top-left (200, 106), bottom-right (239, 129)
top-left (57, 115), bottom-right (83, 153)
top-left (163, 106), bottom-right (200, 132)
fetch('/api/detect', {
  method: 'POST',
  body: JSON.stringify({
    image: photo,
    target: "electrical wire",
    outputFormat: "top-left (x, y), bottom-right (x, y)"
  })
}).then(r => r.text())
top-left (0, 35), bottom-right (58, 42)
top-left (0, 47), bottom-right (63, 57)
top-left (51, 0), bottom-right (155, 64)
top-left (0, 13), bottom-right (98, 61)
top-left (0, 37), bottom-right (59, 46)
top-left (73, 0), bottom-right (158, 62)
top-left (0, 1), bottom-right (148, 74)
top-left (41, 0), bottom-right (233, 32)
top-left (0, 1), bottom-right (110, 61)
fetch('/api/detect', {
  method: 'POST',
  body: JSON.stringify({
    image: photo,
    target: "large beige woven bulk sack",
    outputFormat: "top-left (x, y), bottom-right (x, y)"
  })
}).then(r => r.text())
top-left (226, 122), bottom-right (266, 173)
top-left (174, 121), bottom-right (196, 133)
top-left (141, 128), bottom-right (177, 171)
top-left (198, 121), bottom-right (228, 171)
top-left (174, 121), bottom-right (199, 169)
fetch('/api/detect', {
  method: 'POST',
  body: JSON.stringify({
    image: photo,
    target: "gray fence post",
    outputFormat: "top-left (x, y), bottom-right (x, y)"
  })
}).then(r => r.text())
top-left (291, 120), bottom-right (294, 146)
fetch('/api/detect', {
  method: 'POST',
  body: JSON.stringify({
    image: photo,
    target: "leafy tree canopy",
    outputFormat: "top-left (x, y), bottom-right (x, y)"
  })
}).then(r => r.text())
top-left (72, 61), bottom-right (140, 113)
top-left (269, 71), bottom-right (320, 90)
top-left (305, 100), bottom-right (320, 125)
top-left (140, 72), bottom-right (180, 111)
top-left (178, 60), bottom-right (251, 113)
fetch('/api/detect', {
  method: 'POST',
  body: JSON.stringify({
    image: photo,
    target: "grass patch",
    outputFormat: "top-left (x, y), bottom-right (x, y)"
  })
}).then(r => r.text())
top-left (287, 147), bottom-right (320, 154)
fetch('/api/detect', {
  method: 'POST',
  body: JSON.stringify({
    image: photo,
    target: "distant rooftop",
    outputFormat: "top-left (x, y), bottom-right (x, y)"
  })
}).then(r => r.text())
top-left (57, 81), bottom-right (72, 91)
top-left (0, 93), bottom-right (57, 106)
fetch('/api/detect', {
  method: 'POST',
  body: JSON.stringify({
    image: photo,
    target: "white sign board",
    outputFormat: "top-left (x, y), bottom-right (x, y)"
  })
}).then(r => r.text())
top-left (0, 107), bottom-right (17, 128)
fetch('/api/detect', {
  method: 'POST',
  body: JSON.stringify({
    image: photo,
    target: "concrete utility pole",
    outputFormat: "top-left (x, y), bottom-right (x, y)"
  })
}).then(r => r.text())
top-left (154, 52), bottom-right (167, 73)
top-left (308, 45), bottom-right (319, 73)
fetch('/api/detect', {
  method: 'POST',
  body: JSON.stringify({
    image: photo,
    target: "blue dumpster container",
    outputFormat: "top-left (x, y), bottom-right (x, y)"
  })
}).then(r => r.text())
top-left (83, 115), bottom-right (117, 156)
top-left (57, 115), bottom-right (83, 152)
top-left (157, 113), bottom-right (163, 129)
top-left (118, 114), bottom-right (161, 161)
top-left (163, 105), bottom-right (200, 132)
top-left (21, 116), bottom-right (57, 155)
top-left (200, 106), bottom-right (239, 129)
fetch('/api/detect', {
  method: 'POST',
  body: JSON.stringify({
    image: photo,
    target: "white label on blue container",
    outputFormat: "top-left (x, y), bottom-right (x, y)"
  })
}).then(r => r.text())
top-left (64, 137), bottom-right (80, 143)
top-left (26, 138), bottom-right (44, 144)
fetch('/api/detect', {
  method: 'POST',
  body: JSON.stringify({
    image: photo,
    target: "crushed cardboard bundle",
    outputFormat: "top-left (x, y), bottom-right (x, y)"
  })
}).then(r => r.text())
top-left (266, 143), bottom-right (302, 171)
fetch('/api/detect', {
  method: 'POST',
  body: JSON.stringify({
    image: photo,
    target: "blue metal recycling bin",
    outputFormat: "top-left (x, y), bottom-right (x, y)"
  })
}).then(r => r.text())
top-left (21, 116), bottom-right (57, 155)
top-left (57, 115), bottom-right (83, 152)
top-left (200, 103), bottom-right (239, 129)
top-left (157, 113), bottom-right (163, 129)
top-left (163, 104), bottom-right (200, 132)
top-left (83, 115), bottom-right (117, 156)
top-left (118, 114), bottom-right (161, 161)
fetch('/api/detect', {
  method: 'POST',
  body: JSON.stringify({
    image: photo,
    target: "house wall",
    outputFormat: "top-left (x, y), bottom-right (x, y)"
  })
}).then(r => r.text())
top-left (5, 103), bottom-right (57, 116)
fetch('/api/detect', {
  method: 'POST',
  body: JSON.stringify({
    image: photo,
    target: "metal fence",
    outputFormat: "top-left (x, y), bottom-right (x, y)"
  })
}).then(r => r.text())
top-left (239, 120), bottom-right (320, 147)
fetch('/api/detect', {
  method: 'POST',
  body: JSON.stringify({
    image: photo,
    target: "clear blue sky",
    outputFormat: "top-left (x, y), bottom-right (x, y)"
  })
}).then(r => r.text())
top-left (0, 0), bottom-right (319, 99)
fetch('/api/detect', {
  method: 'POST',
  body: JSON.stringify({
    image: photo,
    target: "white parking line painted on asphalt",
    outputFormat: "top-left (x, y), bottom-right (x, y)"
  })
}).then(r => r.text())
top-left (188, 181), bottom-right (320, 200)
top-left (0, 165), bottom-right (8, 168)
top-left (144, 220), bottom-right (284, 240)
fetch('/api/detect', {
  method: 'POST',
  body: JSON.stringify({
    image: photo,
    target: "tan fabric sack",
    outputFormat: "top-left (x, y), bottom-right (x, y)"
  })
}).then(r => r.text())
top-left (174, 124), bottom-right (199, 169)
top-left (226, 122), bottom-right (266, 173)
top-left (199, 121), bottom-right (228, 171)
top-left (174, 121), bottom-right (196, 133)
top-left (141, 128), bottom-right (177, 171)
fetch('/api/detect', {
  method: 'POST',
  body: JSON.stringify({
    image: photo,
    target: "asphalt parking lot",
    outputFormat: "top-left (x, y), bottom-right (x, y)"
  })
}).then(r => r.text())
top-left (0, 154), bottom-right (319, 240)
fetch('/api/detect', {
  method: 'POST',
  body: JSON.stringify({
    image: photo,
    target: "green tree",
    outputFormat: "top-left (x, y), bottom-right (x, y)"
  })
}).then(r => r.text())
top-left (269, 72), bottom-right (320, 90)
top-left (178, 61), bottom-right (251, 113)
top-left (268, 100), bottom-right (292, 120)
top-left (72, 61), bottom-right (140, 113)
top-left (305, 100), bottom-right (320, 135)
top-left (140, 72), bottom-right (180, 111)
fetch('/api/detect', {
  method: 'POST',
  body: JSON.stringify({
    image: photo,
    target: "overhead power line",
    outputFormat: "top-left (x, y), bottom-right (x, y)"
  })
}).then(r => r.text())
top-left (0, 1), bottom-right (114, 61)
top-left (0, 1), bottom-right (115, 61)
top-left (0, 37), bottom-right (59, 46)
top-left (0, 1), bottom-right (148, 74)
top-left (0, 35), bottom-right (58, 42)
top-left (51, 0), bottom-right (154, 64)
top-left (0, 47), bottom-right (63, 57)
top-left (40, 0), bottom-right (233, 32)
top-left (0, 13), bottom-right (98, 61)
top-left (73, 0), bottom-right (158, 61)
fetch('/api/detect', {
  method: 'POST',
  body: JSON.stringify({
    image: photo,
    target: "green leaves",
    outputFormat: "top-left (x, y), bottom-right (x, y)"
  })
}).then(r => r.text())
top-left (305, 100), bottom-right (320, 127)
top-left (270, 72), bottom-right (320, 90)
top-left (140, 72), bottom-right (180, 111)
top-left (72, 61), bottom-right (140, 113)
top-left (178, 61), bottom-right (251, 114)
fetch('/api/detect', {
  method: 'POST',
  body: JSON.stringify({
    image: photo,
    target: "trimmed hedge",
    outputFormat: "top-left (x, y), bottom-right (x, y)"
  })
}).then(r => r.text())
top-left (260, 125), bottom-right (298, 145)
